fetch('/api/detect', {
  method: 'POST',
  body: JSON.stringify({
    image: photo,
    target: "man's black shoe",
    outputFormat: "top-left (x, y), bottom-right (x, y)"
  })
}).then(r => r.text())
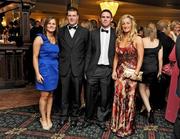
top-left (59, 119), bottom-right (67, 126)
top-left (79, 106), bottom-right (86, 116)
top-left (70, 120), bottom-right (77, 128)
top-left (96, 122), bottom-right (107, 131)
top-left (76, 119), bottom-right (93, 130)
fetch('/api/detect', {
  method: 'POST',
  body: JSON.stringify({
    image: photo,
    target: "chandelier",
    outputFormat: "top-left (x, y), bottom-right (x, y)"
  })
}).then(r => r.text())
top-left (100, 0), bottom-right (119, 17)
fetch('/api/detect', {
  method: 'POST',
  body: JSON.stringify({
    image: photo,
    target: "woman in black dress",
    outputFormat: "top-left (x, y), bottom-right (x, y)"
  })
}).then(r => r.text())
top-left (139, 23), bottom-right (163, 123)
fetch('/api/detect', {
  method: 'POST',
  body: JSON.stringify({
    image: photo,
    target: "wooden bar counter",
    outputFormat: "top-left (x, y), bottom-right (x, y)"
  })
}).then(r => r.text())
top-left (0, 44), bottom-right (30, 89)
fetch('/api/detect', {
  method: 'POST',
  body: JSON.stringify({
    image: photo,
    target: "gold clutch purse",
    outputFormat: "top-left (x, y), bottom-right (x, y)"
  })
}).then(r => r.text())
top-left (123, 66), bottom-right (143, 81)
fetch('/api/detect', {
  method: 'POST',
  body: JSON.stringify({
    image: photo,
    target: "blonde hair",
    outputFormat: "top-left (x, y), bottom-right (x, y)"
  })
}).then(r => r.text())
top-left (116, 14), bottom-right (137, 42)
top-left (144, 23), bottom-right (157, 41)
top-left (156, 19), bottom-right (170, 31)
top-left (80, 20), bottom-right (93, 31)
top-left (170, 20), bottom-right (180, 31)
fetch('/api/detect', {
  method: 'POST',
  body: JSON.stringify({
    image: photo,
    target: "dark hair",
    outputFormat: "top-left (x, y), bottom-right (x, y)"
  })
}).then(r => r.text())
top-left (138, 26), bottom-right (143, 32)
top-left (100, 9), bottom-right (112, 18)
top-left (90, 19), bottom-right (98, 30)
top-left (9, 21), bottom-right (14, 26)
top-left (111, 21), bottom-right (117, 28)
top-left (43, 16), bottom-right (57, 38)
top-left (66, 7), bottom-right (79, 15)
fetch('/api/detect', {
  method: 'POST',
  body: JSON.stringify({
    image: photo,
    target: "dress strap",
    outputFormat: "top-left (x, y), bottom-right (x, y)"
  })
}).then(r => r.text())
top-left (37, 33), bottom-right (48, 43)
top-left (156, 40), bottom-right (162, 51)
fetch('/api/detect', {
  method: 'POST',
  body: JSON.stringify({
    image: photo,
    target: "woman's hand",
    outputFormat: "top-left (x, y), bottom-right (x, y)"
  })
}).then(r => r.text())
top-left (36, 74), bottom-right (44, 84)
top-left (157, 72), bottom-right (161, 78)
top-left (130, 72), bottom-right (138, 80)
top-left (112, 71), bottom-right (117, 80)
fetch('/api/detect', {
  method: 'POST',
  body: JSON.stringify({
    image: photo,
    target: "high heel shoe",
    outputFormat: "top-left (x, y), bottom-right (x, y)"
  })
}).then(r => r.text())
top-left (139, 108), bottom-right (147, 117)
top-left (40, 118), bottom-right (50, 130)
top-left (140, 105), bottom-right (146, 113)
top-left (48, 122), bottom-right (53, 129)
top-left (148, 110), bottom-right (154, 124)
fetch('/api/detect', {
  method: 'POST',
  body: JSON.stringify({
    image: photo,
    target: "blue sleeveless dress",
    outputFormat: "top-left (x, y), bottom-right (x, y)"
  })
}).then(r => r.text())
top-left (35, 34), bottom-right (59, 92)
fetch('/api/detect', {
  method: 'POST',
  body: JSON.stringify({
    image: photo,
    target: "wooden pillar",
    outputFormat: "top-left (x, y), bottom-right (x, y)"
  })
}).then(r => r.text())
top-left (20, 3), bottom-right (31, 43)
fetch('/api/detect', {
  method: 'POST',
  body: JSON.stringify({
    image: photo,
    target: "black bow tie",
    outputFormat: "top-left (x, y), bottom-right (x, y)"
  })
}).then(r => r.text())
top-left (68, 25), bottom-right (77, 30)
top-left (101, 29), bottom-right (109, 33)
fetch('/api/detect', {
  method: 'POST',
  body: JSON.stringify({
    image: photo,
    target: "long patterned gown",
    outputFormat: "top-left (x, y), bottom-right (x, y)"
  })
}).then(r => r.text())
top-left (111, 42), bottom-right (138, 137)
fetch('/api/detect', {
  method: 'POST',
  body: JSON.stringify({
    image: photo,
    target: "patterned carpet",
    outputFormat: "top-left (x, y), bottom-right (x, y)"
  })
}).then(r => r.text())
top-left (0, 105), bottom-right (174, 139)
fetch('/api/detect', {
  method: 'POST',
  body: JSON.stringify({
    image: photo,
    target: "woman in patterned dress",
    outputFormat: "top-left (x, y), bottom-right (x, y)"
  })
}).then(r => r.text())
top-left (111, 14), bottom-right (144, 137)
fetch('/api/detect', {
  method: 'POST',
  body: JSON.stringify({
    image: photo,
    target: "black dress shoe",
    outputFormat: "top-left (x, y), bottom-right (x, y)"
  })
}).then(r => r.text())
top-left (96, 122), bottom-right (107, 131)
top-left (77, 121), bottom-right (91, 129)
top-left (148, 110), bottom-right (154, 124)
top-left (70, 120), bottom-right (77, 128)
top-left (139, 109), bottom-right (147, 117)
top-left (78, 118), bottom-right (93, 129)
top-left (79, 106), bottom-right (86, 116)
top-left (59, 120), bottom-right (66, 126)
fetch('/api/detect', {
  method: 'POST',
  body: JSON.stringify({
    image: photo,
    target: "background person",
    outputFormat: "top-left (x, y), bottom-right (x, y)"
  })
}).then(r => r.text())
top-left (139, 23), bottom-right (163, 124)
top-left (174, 35), bottom-right (180, 139)
top-left (153, 20), bottom-right (175, 109)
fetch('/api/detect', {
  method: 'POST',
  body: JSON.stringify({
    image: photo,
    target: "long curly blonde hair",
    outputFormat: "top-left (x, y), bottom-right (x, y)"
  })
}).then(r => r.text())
top-left (116, 14), bottom-right (137, 43)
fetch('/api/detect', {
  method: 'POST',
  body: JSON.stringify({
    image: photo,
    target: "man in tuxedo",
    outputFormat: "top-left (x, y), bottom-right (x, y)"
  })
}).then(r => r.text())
top-left (58, 7), bottom-right (89, 127)
top-left (84, 9), bottom-right (115, 130)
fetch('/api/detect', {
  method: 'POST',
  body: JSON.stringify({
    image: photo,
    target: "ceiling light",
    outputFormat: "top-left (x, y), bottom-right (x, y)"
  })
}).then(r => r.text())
top-left (100, 0), bottom-right (119, 17)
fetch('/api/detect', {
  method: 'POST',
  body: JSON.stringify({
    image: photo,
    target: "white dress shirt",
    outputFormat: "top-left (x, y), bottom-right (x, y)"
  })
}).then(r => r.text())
top-left (98, 27), bottom-right (111, 65)
top-left (68, 24), bottom-right (77, 38)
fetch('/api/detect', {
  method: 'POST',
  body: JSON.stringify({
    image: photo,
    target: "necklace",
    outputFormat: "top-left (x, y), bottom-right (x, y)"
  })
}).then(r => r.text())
top-left (48, 36), bottom-right (55, 44)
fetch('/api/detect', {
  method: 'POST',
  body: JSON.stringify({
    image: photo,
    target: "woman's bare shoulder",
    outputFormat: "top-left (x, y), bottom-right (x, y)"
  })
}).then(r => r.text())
top-left (135, 35), bottom-right (143, 42)
top-left (133, 35), bottom-right (143, 45)
top-left (34, 36), bottom-right (43, 44)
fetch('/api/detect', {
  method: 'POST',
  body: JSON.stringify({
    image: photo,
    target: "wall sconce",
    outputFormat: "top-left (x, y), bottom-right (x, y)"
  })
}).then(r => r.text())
top-left (100, 0), bottom-right (119, 17)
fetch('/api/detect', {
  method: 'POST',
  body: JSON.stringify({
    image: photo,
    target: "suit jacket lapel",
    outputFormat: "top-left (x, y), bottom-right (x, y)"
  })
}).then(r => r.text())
top-left (108, 28), bottom-right (114, 52)
top-left (96, 28), bottom-right (101, 55)
top-left (72, 26), bottom-right (81, 46)
top-left (64, 26), bottom-right (73, 47)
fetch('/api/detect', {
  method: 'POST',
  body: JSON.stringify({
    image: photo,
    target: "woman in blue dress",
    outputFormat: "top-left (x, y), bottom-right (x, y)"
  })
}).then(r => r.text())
top-left (33, 17), bottom-right (59, 130)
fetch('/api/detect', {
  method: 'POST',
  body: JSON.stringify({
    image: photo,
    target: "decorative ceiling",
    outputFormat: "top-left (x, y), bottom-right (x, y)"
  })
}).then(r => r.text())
top-left (30, 0), bottom-right (180, 22)
top-left (0, 0), bottom-right (180, 24)
top-left (122, 0), bottom-right (180, 9)
top-left (35, 0), bottom-right (180, 9)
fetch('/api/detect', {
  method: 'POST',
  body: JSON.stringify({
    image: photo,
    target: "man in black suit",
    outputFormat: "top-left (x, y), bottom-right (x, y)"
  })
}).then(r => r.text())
top-left (84, 9), bottom-right (115, 130)
top-left (58, 7), bottom-right (89, 126)
top-left (151, 20), bottom-right (175, 109)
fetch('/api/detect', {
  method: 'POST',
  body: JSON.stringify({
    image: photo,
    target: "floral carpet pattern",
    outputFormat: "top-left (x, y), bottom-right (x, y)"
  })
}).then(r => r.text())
top-left (0, 105), bottom-right (174, 139)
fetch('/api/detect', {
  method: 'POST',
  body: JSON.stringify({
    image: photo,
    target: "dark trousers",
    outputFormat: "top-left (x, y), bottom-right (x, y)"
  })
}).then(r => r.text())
top-left (174, 109), bottom-right (180, 139)
top-left (151, 74), bottom-right (170, 109)
top-left (86, 65), bottom-right (112, 122)
top-left (60, 70), bottom-right (82, 121)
